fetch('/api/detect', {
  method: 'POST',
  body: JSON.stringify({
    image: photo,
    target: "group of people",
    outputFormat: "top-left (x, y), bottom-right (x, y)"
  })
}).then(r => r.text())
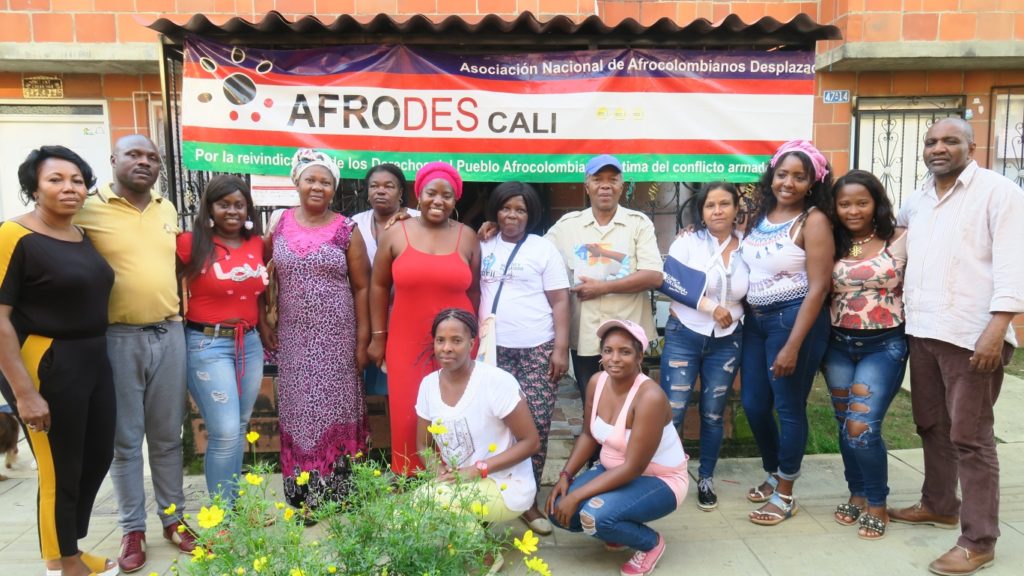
top-left (0, 115), bottom-right (1020, 576)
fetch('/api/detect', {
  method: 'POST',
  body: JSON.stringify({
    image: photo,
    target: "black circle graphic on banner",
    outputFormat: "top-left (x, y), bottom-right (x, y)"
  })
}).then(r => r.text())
top-left (223, 73), bottom-right (257, 105)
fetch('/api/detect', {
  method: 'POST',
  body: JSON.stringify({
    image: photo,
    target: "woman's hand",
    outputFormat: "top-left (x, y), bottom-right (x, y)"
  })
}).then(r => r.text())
top-left (367, 336), bottom-right (386, 368)
top-left (438, 464), bottom-right (481, 484)
top-left (551, 489), bottom-right (579, 528)
top-left (477, 221), bottom-right (498, 242)
top-left (548, 347), bottom-right (570, 383)
top-left (16, 389), bottom-right (50, 433)
top-left (712, 306), bottom-right (734, 328)
top-left (545, 476), bottom-right (570, 516)
top-left (258, 320), bottom-right (278, 352)
top-left (356, 347), bottom-right (369, 372)
top-left (771, 343), bottom-right (799, 378)
top-left (384, 210), bottom-right (412, 230)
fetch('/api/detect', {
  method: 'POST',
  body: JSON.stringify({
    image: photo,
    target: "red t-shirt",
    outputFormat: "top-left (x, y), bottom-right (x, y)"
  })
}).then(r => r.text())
top-left (177, 232), bottom-right (268, 325)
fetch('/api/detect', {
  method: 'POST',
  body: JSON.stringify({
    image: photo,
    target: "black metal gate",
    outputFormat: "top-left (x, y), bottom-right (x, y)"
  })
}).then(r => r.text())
top-left (990, 86), bottom-right (1024, 188)
top-left (853, 96), bottom-right (965, 210)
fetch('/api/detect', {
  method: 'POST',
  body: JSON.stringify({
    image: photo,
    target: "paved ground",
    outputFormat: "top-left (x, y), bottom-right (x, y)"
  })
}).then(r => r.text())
top-left (2, 373), bottom-right (1022, 575)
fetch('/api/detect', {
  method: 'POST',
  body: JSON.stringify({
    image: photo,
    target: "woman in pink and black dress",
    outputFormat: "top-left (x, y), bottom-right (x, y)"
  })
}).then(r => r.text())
top-left (265, 149), bottom-right (371, 510)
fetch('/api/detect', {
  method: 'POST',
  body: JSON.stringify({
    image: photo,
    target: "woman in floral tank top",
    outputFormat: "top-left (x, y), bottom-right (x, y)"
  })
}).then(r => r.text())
top-left (823, 170), bottom-right (909, 541)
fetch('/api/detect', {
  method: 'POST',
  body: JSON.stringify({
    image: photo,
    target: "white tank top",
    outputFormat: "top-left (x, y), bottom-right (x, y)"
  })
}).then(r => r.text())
top-left (741, 210), bottom-right (811, 307)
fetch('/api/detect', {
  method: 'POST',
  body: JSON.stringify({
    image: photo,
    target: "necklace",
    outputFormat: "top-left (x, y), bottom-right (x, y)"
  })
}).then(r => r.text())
top-left (849, 229), bottom-right (876, 258)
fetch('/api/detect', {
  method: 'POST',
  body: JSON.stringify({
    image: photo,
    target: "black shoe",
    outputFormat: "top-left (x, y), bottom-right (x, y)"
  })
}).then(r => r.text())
top-left (697, 477), bottom-right (718, 511)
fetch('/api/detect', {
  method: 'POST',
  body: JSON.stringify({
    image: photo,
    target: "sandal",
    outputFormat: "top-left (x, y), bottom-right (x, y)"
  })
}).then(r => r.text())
top-left (834, 502), bottom-right (863, 526)
top-left (747, 474), bottom-right (779, 503)
top-left (749, 492), bottom-right (797, 526)
top-left (858, 513), bottom-right (887, 541)
top-left (44, 552), bottom-right (118, 576)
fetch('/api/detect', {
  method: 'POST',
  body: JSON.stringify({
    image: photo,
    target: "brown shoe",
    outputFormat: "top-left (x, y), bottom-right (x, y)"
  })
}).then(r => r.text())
top-left (163, 519), bottom-right (197, 553)
top-left (928, 546), bottom-right (994, 576)
top-left (888, 501), bottom-right (958, 529)
top-left (117, 530), bottom-right (147, 573)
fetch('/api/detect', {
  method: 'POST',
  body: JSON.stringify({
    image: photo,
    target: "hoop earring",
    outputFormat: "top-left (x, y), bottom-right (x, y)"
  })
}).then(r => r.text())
top-left (244, 220), bottom-right (254, 231)
top-left (207, 218), bottom-right (215, 228)
top-left (453, 208), bottom-right (460, 221)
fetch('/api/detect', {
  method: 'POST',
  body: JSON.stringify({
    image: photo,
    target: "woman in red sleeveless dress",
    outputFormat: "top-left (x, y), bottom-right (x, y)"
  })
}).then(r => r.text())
top-left (369, 162), bottom-right (480, 474)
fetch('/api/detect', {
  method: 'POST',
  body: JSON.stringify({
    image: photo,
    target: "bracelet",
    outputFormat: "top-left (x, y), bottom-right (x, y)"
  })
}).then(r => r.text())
top-left (559, 470), bottom-right (574, 482)
top-left (371, 330), bottom-right (388, 335)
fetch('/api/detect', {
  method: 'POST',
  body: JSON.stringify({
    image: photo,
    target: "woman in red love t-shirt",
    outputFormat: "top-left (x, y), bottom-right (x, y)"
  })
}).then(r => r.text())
top-left (176, 175), bottom-right (269, 505)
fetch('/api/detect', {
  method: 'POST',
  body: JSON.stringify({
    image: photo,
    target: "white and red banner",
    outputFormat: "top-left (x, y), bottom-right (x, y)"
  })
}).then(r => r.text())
top-left (182, 37), bottom-right (814, 182)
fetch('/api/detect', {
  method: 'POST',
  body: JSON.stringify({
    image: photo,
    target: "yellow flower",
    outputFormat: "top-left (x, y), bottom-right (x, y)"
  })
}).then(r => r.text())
top-left (470, 501), bottom-right (490, 517)
top-left (149, 572), bottom-right (160, 576)
top-left (289, 569), bottom-right (305, 576)
top-left (373, 469), bottom-right (382, 477)
top-left (488, 442), bottom-right (497, 452)
top-left (354, 451), bottom-right (363, 458)
top-left (426, 423), bottom-right (448, 435)
top-left (514, 530), bottom-right (539, 555)
top-left (283, 508), bottom-right (295, 521)
top-left (524, 556), bottom-right (551, 576)
top-left (191, 547), bottom-right (207, 562)
top-left (328, 567), bottom-right (337, 574)
top-left (163, 503), bottom-right (176, 516)
top-left (244, 472), bottom-right (264, 486)
top-left (177, 524), bottom-right (186, 534)
top-left (197, 505), bottom-right (225, 529)
top-left (275, 502), bottom-right (286, 510)
top-left (246, 431), bottom-right (260, 444)
top-left (236, 568), bottom-right (246, 575)
top-left (295, 471), bottom-right (310, 486)
top-left (253, 557), bottom-right (268, 572)
top-left (500, 483), bottom-right (508, 491)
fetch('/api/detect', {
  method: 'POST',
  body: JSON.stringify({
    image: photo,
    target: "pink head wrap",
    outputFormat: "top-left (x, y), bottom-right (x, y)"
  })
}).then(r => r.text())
top-left (770, 140), bottom-right (830, 183)
top-left (414, 161), bottom-right (463, 200)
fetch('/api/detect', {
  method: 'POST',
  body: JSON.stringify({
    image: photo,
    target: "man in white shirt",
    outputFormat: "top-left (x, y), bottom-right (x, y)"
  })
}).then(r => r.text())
top-left (889, 118), bottom-right (1024, 576)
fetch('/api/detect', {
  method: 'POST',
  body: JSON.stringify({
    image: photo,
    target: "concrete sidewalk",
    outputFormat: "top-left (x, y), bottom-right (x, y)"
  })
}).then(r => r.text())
top-left (2, 374), bottom-right (1022, 575)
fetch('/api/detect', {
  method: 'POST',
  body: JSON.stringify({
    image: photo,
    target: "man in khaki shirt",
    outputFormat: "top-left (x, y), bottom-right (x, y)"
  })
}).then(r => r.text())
top-left (545, 155), bottom-right (663, 397)
top-left (75, 135), bottom-right (194, 573)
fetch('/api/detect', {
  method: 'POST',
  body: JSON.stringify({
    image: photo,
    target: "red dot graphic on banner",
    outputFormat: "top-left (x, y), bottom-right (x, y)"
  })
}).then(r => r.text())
top-left (264, 98), bottom-right (273, 108)
top-left (251, 112), bottom-right (261, 122)
top-left (229, 110), bottom-right (239, 121)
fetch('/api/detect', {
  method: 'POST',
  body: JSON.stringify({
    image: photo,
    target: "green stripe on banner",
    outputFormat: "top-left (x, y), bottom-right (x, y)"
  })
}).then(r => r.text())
top-left (184, 141), bottom-right (771, 183)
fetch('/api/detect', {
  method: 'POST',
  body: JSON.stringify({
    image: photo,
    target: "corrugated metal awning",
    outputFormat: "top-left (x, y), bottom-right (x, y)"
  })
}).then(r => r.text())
top-left (147, 11), bottom-right (841, 50)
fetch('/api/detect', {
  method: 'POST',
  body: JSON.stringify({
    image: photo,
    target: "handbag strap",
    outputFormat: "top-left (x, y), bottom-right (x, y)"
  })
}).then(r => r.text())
top-left (490, 237), bottom-right (527, 314)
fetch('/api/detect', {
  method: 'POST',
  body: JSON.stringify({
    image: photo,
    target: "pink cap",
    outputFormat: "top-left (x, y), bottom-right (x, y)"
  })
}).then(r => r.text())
top-left (596, 319), bottom-right (649, 347)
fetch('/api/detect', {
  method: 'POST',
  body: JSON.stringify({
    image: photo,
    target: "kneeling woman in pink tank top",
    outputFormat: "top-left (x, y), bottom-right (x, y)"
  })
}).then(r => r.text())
top-left (548, 319), bottom-right (688, 576)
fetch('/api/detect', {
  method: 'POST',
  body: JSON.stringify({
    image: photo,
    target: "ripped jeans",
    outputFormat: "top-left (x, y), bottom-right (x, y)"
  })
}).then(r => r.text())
top-left (659, 317), bottom-right (741, 479)
top-left (549, 464), bottom-right (677, 551)
top-left (186, 327), bottom-right (264, 504)
top-left (822, 326), bottom-right (908, 507)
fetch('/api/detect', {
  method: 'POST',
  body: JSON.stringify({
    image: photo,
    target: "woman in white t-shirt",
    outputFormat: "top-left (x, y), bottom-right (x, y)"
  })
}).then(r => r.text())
top-left (478, 181), bottom-right (570, 534)
top-left (415, 308), bottom-right (540, 530)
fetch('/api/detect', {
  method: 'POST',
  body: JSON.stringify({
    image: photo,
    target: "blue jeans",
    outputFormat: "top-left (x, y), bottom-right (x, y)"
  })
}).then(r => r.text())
top-left (740, 298), bottom-right (829, 481)
top-left (822, 327), bottom-right (908, 506)
top-left (659, 316), bottom-right (741, 479)
top-left (186, 327), bottom-right (264, 504)
top-left (549, 464), bottom-right (677, 551)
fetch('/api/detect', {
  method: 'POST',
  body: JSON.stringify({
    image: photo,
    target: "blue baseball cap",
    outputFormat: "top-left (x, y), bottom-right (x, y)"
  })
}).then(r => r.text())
top-left (585, 154), bottom-right (622, 176)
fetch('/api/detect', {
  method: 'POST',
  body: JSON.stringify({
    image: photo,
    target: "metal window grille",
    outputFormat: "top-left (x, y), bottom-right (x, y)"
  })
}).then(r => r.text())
top-left (989, 86), bottom-right (1024, 188)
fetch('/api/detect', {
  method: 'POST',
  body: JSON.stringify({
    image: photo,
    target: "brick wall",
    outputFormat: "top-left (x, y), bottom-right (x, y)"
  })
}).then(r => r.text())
top-left (0, 71), bottom-right (160, 147)
top-left (813, 69), bottom-right (1024, 175)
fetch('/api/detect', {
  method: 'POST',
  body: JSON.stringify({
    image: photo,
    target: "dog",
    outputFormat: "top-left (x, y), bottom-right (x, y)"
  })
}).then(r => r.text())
top-left (0, 405), bottom-right (19, 480)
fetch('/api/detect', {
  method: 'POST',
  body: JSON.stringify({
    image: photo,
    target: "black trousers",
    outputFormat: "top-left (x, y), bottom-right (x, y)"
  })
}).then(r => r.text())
top-left (0, 334), bottom-right (115, 559)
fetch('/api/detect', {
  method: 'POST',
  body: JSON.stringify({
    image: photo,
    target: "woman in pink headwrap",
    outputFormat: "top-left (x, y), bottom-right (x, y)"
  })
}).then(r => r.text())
top-left (369, 161), bottom-right (480, 475)
top-left (739, 140), bottom-right (835, 526)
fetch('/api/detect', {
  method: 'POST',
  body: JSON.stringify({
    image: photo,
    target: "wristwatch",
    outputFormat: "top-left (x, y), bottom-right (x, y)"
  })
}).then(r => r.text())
top-left (475, 460), bottom-right (488, 479)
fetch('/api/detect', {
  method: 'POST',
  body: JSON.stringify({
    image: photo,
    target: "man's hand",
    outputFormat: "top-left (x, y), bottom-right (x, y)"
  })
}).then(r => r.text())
top-left (970, 326), bottom-right (1007, 372)
top-left (571, 276), bottom-right (605, 301)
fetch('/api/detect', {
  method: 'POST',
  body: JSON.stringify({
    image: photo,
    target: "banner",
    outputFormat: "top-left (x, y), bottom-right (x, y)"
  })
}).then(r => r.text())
top-left (182, 37), bottom-right (815, 182)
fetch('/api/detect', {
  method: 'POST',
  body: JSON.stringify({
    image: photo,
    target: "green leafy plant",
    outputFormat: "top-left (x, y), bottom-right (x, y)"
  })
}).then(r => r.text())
top-left (178, 433), bottom-right (551, 576)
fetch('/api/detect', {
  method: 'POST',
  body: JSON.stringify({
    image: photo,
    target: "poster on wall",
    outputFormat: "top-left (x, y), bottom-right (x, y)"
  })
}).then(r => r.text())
top-left (181, 37), bottom-right (814, 183)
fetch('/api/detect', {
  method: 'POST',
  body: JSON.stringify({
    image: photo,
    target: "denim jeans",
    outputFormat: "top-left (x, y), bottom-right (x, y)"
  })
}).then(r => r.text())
top-left (822, 327), bottom-right (908, 506)
top-left (659, 316), bottom-right (741, 479)
top-left (740, 298), bottom-right (829, 481)
top-left (549, 464), bottom-right (678, 551)
top-left (186, 327), bottom-right (264, 504)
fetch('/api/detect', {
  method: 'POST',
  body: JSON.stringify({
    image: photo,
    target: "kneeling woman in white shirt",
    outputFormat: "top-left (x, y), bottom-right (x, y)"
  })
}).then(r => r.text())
top-left (415, 307), bottom-right (540, 525)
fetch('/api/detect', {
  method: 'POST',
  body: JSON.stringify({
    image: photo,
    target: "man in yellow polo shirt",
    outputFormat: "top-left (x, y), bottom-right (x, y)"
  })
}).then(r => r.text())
top-left (75, 134), bottom-right (194, 573)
